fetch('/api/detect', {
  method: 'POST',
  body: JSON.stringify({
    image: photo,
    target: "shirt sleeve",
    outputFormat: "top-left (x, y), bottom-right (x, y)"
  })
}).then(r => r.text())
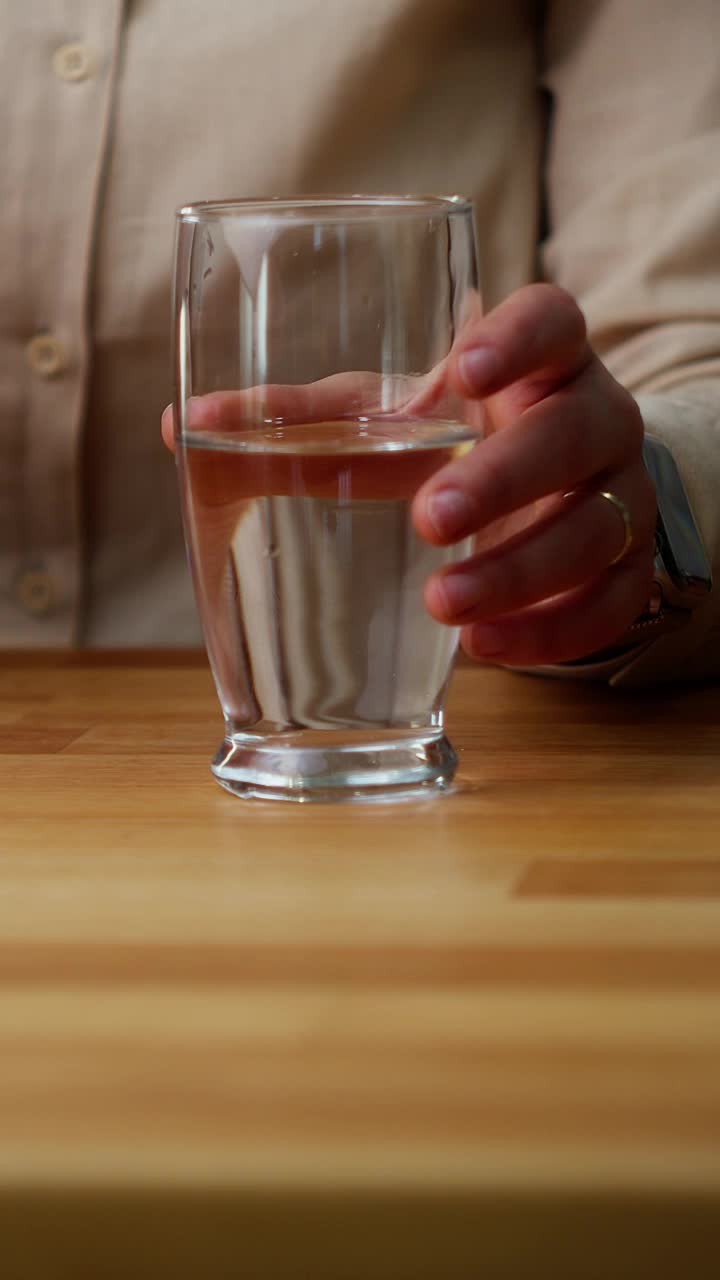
top-left (539, 0), bottom-right (720, 685)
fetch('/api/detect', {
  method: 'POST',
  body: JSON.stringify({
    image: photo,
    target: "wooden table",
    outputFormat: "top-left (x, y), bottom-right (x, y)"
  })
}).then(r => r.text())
top-left (1, 650), bottom-right (720, 1279)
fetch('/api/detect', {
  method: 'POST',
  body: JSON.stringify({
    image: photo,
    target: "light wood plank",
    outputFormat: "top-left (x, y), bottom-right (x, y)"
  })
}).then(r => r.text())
top-left (1, 650), bottom-right (720, 1278)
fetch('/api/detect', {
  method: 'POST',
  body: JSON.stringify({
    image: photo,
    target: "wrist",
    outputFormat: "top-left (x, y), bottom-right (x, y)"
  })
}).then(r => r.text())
top-left (565, 434), bottom-right (712, 666)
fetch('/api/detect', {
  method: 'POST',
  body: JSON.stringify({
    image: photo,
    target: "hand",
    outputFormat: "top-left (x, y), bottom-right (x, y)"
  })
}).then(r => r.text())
top-left (412, 284), bottom-right (657, 665)
top-left (162, 284), bottom-right (656, 667)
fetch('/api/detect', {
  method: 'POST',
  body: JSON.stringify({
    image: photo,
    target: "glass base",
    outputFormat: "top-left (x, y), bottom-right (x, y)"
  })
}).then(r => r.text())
top-left (211, 729), bottom-right (457, 803)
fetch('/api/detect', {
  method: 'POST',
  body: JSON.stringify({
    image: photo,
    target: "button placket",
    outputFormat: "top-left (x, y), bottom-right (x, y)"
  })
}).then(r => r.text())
top-left (0, 2), bottom-right (126, 644)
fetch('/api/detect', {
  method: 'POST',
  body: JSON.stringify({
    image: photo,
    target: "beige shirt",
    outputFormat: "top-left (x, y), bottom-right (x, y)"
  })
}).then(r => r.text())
top-left (2, 0), bottom-right (719, 684)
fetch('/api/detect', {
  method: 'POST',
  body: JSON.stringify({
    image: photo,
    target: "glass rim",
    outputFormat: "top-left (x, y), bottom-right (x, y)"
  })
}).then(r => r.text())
top-left (176, 193), bottom-right (474, 223)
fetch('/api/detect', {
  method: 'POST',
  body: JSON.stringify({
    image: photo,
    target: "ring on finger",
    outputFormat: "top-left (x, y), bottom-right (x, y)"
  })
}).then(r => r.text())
top-left (563, 488), bottom-right (633, 567)
top-left (598, 490), bottom-right (633, 565)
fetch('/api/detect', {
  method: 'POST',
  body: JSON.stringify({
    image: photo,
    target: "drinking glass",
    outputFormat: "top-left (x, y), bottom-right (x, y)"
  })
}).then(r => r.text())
top-left (173, 195), bottom-right (480, 801)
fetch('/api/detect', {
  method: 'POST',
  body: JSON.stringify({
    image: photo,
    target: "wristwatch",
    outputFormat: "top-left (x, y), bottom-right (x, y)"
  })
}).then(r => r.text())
top-left (618, 434), bottom-right (712, 647)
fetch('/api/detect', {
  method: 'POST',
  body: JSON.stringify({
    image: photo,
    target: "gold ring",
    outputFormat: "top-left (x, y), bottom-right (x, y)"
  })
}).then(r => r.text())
top-left (599, 490), bottom-right (633, 565)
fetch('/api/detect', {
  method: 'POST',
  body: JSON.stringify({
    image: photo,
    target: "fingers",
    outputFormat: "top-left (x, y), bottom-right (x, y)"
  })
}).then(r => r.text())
top-left (161, 367), bottom-right (450, 454)
top-left (425, 461), bottom-right (656, 627)
top-left (448, 283), bottom-right (591, 412)
top-left (413, 359), bottom-right (645, 545)
top-left (160, 404), bottom-right (175, 452)
top-left (460, 548), bottom-right (655, 666)
top-left (162, 373), bottom-right (384, 449)
top-left (164, 285), bottom-right (590, 461)
top-left (412, 282), bottom-right (658, 664)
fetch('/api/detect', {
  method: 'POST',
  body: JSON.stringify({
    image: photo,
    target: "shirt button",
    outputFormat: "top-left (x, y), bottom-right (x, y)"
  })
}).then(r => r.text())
top-left (52, 42), bottom-right (95, 83)
top-left (26, 334), bottom-right (66, 378)
top-left (15, 570), bottom-right (57, 618)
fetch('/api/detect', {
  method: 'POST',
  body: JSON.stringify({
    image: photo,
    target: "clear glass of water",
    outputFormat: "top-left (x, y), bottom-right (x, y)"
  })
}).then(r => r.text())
top-left (173, 195), bottom-right (480, 801)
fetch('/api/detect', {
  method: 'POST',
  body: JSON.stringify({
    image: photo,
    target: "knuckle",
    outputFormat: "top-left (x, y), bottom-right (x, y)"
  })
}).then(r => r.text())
top-left (576, 507), bottom-right (606, 572)
top-left (537, 283), bottom-right (587, 344)
top-left (615, 547), bottom-right (655, 609)
top-left (632, 542), bottom-right (656, 583)
top-left (475, 447), bottom-right (516, 520)
top-left (499, 554), bottom-right (533, 610)
top-left (571, 398), bottom-right (607, 478)
top-left (429, 574), bottom-right (460, 623)
top-left (620, 391), bottom-right (645, 456)
top-left (535, 379), bottom-right (600, 480)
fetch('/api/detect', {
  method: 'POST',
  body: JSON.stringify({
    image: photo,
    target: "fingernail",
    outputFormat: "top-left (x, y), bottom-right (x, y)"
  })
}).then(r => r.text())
top-left (465, 623), bottom-right (506, 658)
top-left (426, 488), bottom-right (474, 539)
top-left (458, 346), bottom-right (501, 391)
top-left (438, 573), bottom-right (479, 616)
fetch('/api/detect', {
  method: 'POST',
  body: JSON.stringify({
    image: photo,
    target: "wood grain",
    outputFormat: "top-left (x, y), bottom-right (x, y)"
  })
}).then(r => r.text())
top-left (1, 650), bottom-right (720, 1279)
